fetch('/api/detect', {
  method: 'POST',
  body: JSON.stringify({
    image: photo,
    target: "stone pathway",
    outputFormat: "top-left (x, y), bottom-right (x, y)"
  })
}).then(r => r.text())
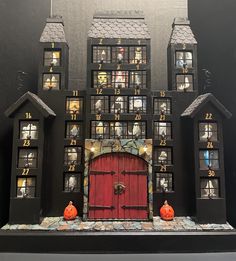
top-left (1, 216), bottom-right (234, 231)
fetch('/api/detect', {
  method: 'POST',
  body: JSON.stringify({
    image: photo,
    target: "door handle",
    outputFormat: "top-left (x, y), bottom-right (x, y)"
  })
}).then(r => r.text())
top-left (114, 182), bottom-right (126, 195)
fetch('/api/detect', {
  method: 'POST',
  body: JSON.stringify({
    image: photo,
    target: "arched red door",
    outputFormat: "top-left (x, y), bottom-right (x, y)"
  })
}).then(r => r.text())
top-left (88, 153), bottom-right (148, 220)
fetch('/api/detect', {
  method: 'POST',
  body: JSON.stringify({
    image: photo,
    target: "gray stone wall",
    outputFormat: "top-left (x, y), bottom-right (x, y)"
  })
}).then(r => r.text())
top-left (53, 0), bottom-right (187, 90)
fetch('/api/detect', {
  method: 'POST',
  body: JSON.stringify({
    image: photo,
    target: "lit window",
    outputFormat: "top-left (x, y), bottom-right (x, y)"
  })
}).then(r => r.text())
top-left (91, 121), bottom-right (109, 139)
top-left (93, 71), bottom-right (112, 88)
top-left (112, 47), bottom-right (128, 63)
top-left (130, 71), bottom-right (146, 89)
top-left (200, 178), bottom-right (219, 198)
top-left (66, 97), bottom-right (83, 114)
top-left (154, 147), bottom-right (172, 165)
top-left (64, 147), bottom-right (82, 166)
top-left (17, 177), bottom-right (36, 198)
top-left (20, 121), bottom-right (39, 140)
top-left (153, 98), bottom-right (171, 115)
top-left (199, 150), bottom-right (219, 170)
top-left (44, 50), bottom-right (61, 66)
top-left (129, 96), bottom-right (147, 113)
top-left (129, 46), bottom-right (147, 64)
top-left (110, 96), bottom-right (128, 114)
top-left (176, 75), bottom-right (193, 91)
top-left (175, 51), bottom-right (193, 68)
top-left (91, 96), bottom-right (109, 114)
top-left (199, 122), bottom-right (218, 142)
top-left (127, 122), bottom-right (146, 139)
top-left (18, 149), bottom-right (38, 168)
top-left (92, 46), bottom-right (111, 63)
top-left (65, 122), bottom-right (82, 139)
top-left (64, 173), bottom-right (81, 192)
top-left (43, 73), bottom-right (60, 90)
top-left (110, 122), bottom-right (128, 139)
top-left (156, 173), bottom-right (173, 192)
top-left (112, 71), bottom-right (129, 88)
top-left (154, 122), bottom-right (172, 140)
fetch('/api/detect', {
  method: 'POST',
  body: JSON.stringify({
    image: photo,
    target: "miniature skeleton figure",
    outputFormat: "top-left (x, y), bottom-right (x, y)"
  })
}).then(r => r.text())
top-left (134, 47), bottom-right (142, 63)
top-left (111, 96), bottom-right (124, 113)
top-left (158, 151), bottom-right (168, 164)
top-left (178, 76), bottom-right (190, 91)
top-left (114, 71), bottom-right (126, 88)
top-left (68, 176), bottom-right (76, 191)
top-left (70, 125), bottom-right (79, 138)
top-left (160, 177), bottom-right (168, 192)
top-left (130, 97), bottom-right (143, 112)
top-left (95, 99), bottom-right (102, 113)
top-left (117, 47), bottom-right (124, 63)
top-left (114, 122), bottom-right (123, 138)
top-left (21, 123), bottom-right (37, 139)
top-left (160, 102), bottom-right (167, 114)
top-left (201, 124), bottom-right (213, 141)
top-left (98, 72), bottom-right (108, 88)
top-left (69, 100), bottom-right (80, 114)
top-left (204, 180), bottom-right (216, 198)
top-left (158, 122), bottom-right (167, 139)
top-left (67, 148), bottom-right (78, 164)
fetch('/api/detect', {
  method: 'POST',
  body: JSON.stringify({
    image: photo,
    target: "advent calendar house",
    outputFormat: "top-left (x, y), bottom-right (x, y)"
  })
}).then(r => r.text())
top-left (5, 11), bottom-right (231, 225)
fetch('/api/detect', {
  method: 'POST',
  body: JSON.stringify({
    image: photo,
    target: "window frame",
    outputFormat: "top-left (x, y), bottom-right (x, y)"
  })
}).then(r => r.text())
top-left (65, 122), bottom-right (82, 139)
top-left (92, 46), bottom-right (111, 63)
top-left (176, 74), bottom-right (193, 92)
top-left (65, 97), bottom-right (83, 114)
top-left (16, 176), bottom-right (36, 198)
top-left (18, 148), bottom-right (38, 168)
top-left (43, 73), bottom-right (60, 90)
top-left (64, 173), bottom-right (81, 192)
top-left (200, 178), bottom-right (220, 199)
top-left (156, 172), bottom-right (174, 193)
top-left (64, 147), bottom-right (82, 166)
top-left (154, 147), bottom-right (172, 166)
top-left (198, 122), bottom-right (218, 142)
top-left (19, 120), bottom-right (39, 140)
top-left (44, 49), bottom-right (61, 67)
top-left (175, 51), bottom-right (193, 69)
top-left (129, 46), bottom-right (147, 64)
top-left (111, 46), bottom-right (129, 63)
top-left (153, 98), bottom-right (172, 115)
top-left (199, 149), bottom-right (220, 170)
top-left (153, 121), bottom-right (172, 140)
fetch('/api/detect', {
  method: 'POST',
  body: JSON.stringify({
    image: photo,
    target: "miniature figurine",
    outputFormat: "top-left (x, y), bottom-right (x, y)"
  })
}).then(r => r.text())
top-left (133, 47), bottom-right (142, 64)
top-left (114, 71), bottom-right (126, 88)
top-left (44, 75), bottom-right (57, 89)
top-left (70, 125), bottom-right (79, 138)
top-left (114, 122), bottom-right (123, 138)
top-left (63, 201), bottom-right (78, 220)
top-left (158, 122), bottom-right (167, 139)
top-left (96, 121), bottom-right (105, 138)
top-left (130, 97), bottom-right (143, 112)
top-left (201, 124), bottom-right (213, 141)
top-left (160, 177), bottom-right (168, 192)
top-left (100, 50), bottom-right (106, 63)
top-left (160, 102), bottom-right (167, 114)
top-left (95, 99), bottom-right (102, 112)
top-left (178, 76), bottom-right (190, 91)
top-left (98, 72), bottom-right (108, 88)
top-left (117, 47), bottom-right (125, 63)
top-left (111, 96), bottom-right (124, 113)
top-left (67, 148), bottom-right (78, 164)
top-left (204, 180), bottom-right (216, 198)
top-left (130, 122), bottom-right (141, 137)
top-left (69, 100), bottom-right (80, 114)
top-left (68, 175), bottom-right (76, 191)
top-left (21, 123), bottom-right (37, 139)
top-left (51, 52), bottom-right (59, 66)
top-left (158, 151), bottom-right (168, 164)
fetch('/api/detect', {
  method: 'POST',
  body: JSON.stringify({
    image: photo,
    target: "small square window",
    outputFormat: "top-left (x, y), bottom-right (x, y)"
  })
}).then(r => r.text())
top-left (64, 173), bottom-right (81, 192)
top-left (154, 147), bottom-right (172, 165)
top-left (153, 98), bottom-right (171, 115)
top-left (199, 150), bottom-right (219, 170)
top-left (112, 47), bottom-right (128, 63)
top-left (91, 121), bottom-right (109, 139)
top-left (43, 73), bottom-right (60, 90)
top-left (17, 177), bottom-right (36, 198)
top-left (66, 97), bottom-right (83, 114)
top-left (175, 51), bottom-right (193, 68)
top-left (129, 46), bottom-right (147, 64)
top-left (129, 96), bottom-right (147, 113)
top-left (130, 71), bottom-right (147, 89)
top-left (200, 178), bottom-right (219, 198)
top-left (199, 122), bottom-right (218, 142)
top-left (91, 96), bottom-right (109, 114)
top-left (18, 148), bottom-right (38, 168)
top-left (65, 122), bottom-right (82, 139)
top-left (93, 46), bottom-right (111, 63)
top-left (127, 122), bottom-right (146, 139)
top-left (176, 75), bottom-right (193, 92)
top-left (154, 122), bottom-right (172, 140)
top-left (64, 147), bottom-right (82, 166)
top-left (93, 71), bottom-right (112, 88)
top-left (156, 173), bottom-right (173, 192)
top-left (44, 50), bottom-right (61, 66)
top-left (110, 122), bottom-right (128, 139)
top-left (112, 71), bottom-right (129, 88)
top-left (19, 121), bottom-right (39, 140)
top-left (110, 96), bottom-right (128, 113)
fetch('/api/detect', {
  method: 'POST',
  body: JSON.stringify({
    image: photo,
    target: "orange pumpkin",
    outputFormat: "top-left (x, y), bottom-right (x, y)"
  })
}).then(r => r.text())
top-left (160, 200), bottom-right (174, 221)
top-left (63, 201), bottom-right (78, 220)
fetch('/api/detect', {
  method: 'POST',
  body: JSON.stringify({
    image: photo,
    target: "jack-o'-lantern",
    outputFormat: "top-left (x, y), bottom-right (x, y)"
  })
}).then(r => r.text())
top-left (160, 200), bottom-right (174, 221)
top-left (63, 201), bottom-right (78, 220)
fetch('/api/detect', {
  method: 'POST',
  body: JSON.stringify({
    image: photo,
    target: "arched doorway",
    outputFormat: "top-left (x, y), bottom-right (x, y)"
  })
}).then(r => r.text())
top-left (88, 152), bottom-right (148, 220)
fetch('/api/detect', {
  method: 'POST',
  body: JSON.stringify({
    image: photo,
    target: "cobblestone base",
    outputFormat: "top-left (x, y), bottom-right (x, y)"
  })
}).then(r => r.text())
top-left (1, 217), bottom-right (234, 231)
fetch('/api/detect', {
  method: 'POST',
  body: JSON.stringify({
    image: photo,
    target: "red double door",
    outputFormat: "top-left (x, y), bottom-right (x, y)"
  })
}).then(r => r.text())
top-left (88, 153), bottom-right (148, 220)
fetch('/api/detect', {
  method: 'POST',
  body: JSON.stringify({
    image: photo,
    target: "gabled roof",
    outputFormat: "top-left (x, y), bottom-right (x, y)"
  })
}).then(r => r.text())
top-left (169, 17), bottom-right (197, 45)
top-left (5, 92), bottom-right (56, 118)
top-left (88, 10), bottom-right (150, 39)
top-left (181, 93), bottom-right (232, 119)
top-left (40, 16), bottom-right (67, 43)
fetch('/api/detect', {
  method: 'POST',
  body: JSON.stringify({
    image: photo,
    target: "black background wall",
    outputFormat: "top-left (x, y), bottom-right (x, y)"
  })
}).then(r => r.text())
top-left (0, 0), bottom-right (236, 227)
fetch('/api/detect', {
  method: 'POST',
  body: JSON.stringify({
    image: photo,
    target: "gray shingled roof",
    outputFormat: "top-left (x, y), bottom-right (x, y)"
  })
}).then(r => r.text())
top-left (88, 10), bottom-right (150, 39)
top-left (181, 93), bottom-right (231, 119)
top-left (40, 16), bottom-right (66, 43)
top-left (169, 17), bottom-right (197, 45)
top-left (5, 91), bottom-right (56, 118)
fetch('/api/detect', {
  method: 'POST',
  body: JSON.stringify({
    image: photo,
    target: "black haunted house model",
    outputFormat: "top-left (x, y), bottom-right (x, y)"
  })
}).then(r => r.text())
top-left (5, 12), bottom-right (231, 225)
